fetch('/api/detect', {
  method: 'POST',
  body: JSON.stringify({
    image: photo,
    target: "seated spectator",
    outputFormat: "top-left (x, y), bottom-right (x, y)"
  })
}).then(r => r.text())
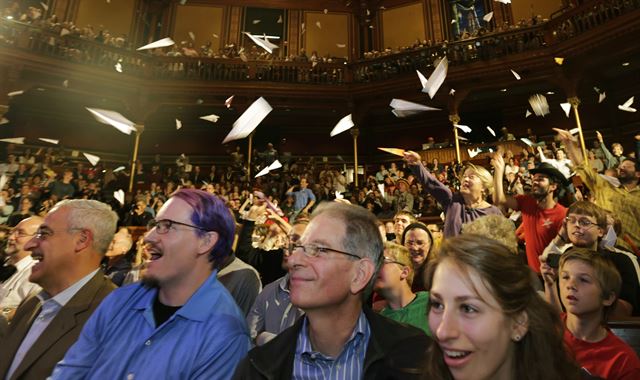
top-left (103, 227), bottom-right (133, 287)
top-left (424, 234), bottom-right (581, 379)
top-left (0, 200), bottom-right (117, 379)
top-left (234, 202), bottom-right (430, 379)
top-left (558, 248), bottom-right (640, 379)
top-left (401, 222), bottom-right (434, 292)
top-left (542, 201), bottom-right (640, 317)
top-left (391, 210), bottom-right (416, 243)
top-left (50, 189), bottom-right (250, 379)
top-left (375, 242), bottom-right (430, 335)
top-left (6, 196), bottom-right (34, 227)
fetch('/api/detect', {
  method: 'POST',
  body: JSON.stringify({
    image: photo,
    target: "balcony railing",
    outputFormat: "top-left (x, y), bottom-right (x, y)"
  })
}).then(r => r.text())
top-left (0, 0), bottom-right (637, 86)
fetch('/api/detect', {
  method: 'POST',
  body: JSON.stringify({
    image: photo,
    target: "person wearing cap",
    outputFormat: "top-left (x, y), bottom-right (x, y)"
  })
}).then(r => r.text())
top-left (49, 189), bottom-right (250, 379)
top-left (392, 178), bottom-right (414, 213)
top-left (492, 154), bottom-right (568, 274)
top-left (404, 151), bottom-right (502, 237)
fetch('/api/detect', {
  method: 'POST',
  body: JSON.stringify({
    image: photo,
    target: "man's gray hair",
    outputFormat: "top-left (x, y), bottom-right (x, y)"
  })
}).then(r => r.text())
top-left (311, 202), bottom-right (383, 297)
top-left (51, 199), bottom-right (118, 254)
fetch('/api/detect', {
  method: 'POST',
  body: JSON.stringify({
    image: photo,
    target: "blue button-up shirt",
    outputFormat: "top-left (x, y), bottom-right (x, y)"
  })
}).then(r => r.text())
top-left (51, 270), bottom-right (250, 380)
top-left (292, 311), bottom-right (370, 380)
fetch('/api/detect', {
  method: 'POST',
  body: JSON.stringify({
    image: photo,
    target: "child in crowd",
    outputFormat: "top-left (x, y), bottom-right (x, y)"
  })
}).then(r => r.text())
top-left (559, 248), bottom-right (640, 380)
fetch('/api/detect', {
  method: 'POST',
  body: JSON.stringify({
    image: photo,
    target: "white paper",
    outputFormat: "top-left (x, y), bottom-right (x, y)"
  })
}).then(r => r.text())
top-left (176, 119), bottom-right (182, 130)
top-left (136, 37), bottom-right (175, 51)
top-left (114, 189), bottom-right (125, 205)
top-left (528, 94), bottom-right (550, 117)
top-left (494, 0), bottom-right (511, 4)
top-left (618, 96), bottom-right (636, 112)
top-left (268, 160), bottom-right (282, 170)
top-left (7, 90), bottom-right (23, 97)
top-left (0, 174), bottom-right (7, 191)
top-left (510, 69), bottom-right (521, 80)
top-left (225, 95), bottom-right (234, 108)
top-left (0, 118), bottom-right (9, 125)
top-left (520, 137), bottom-right (533, 147)
top-left (486, 126), bottom-right (496, 136)
top-left (113, 166), bottom-right (125, 173)
top-left (569, 128), bottom-right (579, 135)
top-left (483, 12), bottom-right (494, 22)
top-left (316, 21), bottom-right (322, 29)
top-left (468, 148), bottom-right (481, 158)
top-left (277, 15), bottom-right (283, 23)
top-left (336, 43), bottom-right (346, 48)
top-left (83, 152), bottom-right (100, 166)
top-left (377, 183), bottom-right (385, 198)
top-left (38, 138), bottom-right (59, 144)
top-left (421, 57), bottom-right (448, 99)
top-left (560, 102), bottom-right (572, 117)
top-left (390, 99), bottom-right (441, 112)
top-left (86, 108), bottom-right (136, 135)
top-left (454, 124), bottom-right (472, 133)
top-left (200, 114), bottom-right (220, 123)
top-left (115, 62), bottom-right (123, 73)
top-left (188, 31), bottom-right (195, 41)
top-left (0, 137), bottom-right (24, 144)
top-left (598, 92), bottom-right (606, 103)
top-left (254, 166), bottom-right (270, 178)
top-left (223, 97), bottom-right (273, 143)
top-left (449, 89), bottom-right (456, 95)
top-left (525, 110), bottom-right (532, 118)
top-left (329, 114), bottom-right (354, 137)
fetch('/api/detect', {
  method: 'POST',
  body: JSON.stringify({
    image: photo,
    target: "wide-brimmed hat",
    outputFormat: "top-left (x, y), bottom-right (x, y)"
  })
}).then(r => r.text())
top-left (529, 163), bottom-right (570, 186)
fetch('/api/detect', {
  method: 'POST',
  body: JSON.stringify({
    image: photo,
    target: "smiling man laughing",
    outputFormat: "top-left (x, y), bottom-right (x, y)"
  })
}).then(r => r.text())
top-left (50, 189), bottom-right (250, 380)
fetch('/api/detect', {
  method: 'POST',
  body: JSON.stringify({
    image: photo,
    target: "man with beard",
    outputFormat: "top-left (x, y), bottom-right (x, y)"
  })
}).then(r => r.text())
top-left (541, 201), bottom-right (640, 317)
top-left (555, 129), bottom-right (640, 254)
top-left (493, 155), bottom-right (568, 274)
top-left (50, 189), bottom-right (250, 379)
top-left (0, 200), bottom-right (116, 380)
top-left (0, 216), bottom-right (42, 321)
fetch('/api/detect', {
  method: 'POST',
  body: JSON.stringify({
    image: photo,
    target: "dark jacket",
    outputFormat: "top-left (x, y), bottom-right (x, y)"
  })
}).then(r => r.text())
top-left (233, 307), bottom-right (431, 380)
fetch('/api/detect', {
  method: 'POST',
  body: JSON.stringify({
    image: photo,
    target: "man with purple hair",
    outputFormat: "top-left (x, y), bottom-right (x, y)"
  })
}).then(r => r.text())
top-left (50, 189), bottom-right (250, 379)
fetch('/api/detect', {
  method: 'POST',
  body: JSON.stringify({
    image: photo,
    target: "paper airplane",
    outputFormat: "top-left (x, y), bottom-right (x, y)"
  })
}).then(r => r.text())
top-left (569, 128), bottom-right (579, 135)
top-left (520, 138), bottom-right (534, 147)
top-left (528, 94), bottom-right (550, 116)
top-left (277, 15), bottom-right (283, 23)
top-left (113, 189), bottom-right (125, 205)
top-left (600, 174), bottom-right (621, 188)
top-left (60, 28), bottom-right (70, 37)
top-left (254, 166), bottom-right (270, 178)
top-left (7, 90), bottom-right (23, 97)
top-left (87, 108), bottom-right (136, 135)
top-left (82, 152), bottom-right (100, 166)
top-left (225, 95), bottom-right (234, 108)
top-left (494, 0), bottom-right (511, 3)
top-left (560, 102), bottom-right (572, 117)
top-left (38, 138), bottom-right (59, 144)
top-left (223, 97), bottom-right (273, 143)
top-left (451, 19), bottom-right (457, 24)
top-left (420, 57), bottom-right (448, 99)
top-left (336, 43), bottom-right (346, 48)
top-left (554, 57), bottom-right (564, 65)
top-left (335, 191), bottom-right (344, 200)
top-left (330, 114), bottom-right (354, 137)
top-left (0, 174), bottom-right (7, 191)
top-left (200, 114), bottom-right (220, 123)
top-left (212, 33), bottom-right (219, 39)
top-left (525, 110), bottom-right (532, 118)
top-left (458, 136), bottom-right (469, 141)
top-left (487, 126), bottom-right (496, 136)
top-left (115, 62), bottom-right (123, 72)
top-left (113, 166), bottom-right (125, 173)
top-left (316, 21), bottom-right (322, 29)
top-left (390, 99), bottom-right (442, 116)
top-left (62, 79), bottom-right (69, 88)
top-left (468, 148), bottom-right (481, 158)
top-left (378, 147), bottom-right (406, 157)
top-left (252, 19), bottom-right (261, 24)
top-left (188, 31), bottom-right (195, 41)
top-left (174, 119), bottom-right (182, 130)
top-left (618, 96), bottom-right (636, 112)
top-left (254, 159), bottom-right (283, 178)
top-left (449, 89), bottom-right (456, 95)
top-left (136, 37), bottom-right (175, 51)
top-left (510, 69), bottom-right (521, 80)
top-left (377, 183), bottom-right (385, 198)
top-left (509, 211), bottom-right (521, 222)
top-left (598, 92), bottom-right (606, 103)
top-left (416, 70), bottom-right (428, 88)
top-left (324, 8), bottom-right (328, 14)
top-left (301, 23), bottom-right (305, 33)
top-left (483, 12), bottom-right (494, 22)
top-left (455, 124), bottom-right (472, 133)
top-left (243, 32), bottom-right (278, 54)
top-left (0, 118), bottom-right (9, 125)
top-left (0, 137), bottom-right (24, 144)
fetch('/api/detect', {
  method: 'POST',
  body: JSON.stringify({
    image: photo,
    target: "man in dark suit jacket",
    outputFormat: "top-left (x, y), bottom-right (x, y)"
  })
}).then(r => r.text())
top-left (0, 199), bottom-right (118, 380)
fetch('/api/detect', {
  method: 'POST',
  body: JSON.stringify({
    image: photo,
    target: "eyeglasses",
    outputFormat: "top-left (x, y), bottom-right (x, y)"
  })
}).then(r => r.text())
top-left (147, 219), bottom-right (211, 234)
top-left (383, 256), bottom-right (405, 266)
top-left (565, 216), bottom-right (597, 229)
top-left (9, 228), bottom-right (35, 238)
top-left (287, 242), bottom-right (361, 260)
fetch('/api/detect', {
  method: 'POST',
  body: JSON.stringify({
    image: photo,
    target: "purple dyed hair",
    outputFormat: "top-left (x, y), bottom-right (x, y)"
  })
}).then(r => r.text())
top-left (170, 189), bottom-right (235, 267)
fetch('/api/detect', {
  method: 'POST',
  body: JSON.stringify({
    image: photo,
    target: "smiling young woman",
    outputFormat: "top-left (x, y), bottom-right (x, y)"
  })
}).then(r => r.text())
top-left (422, 234), bottom-right (581, 380)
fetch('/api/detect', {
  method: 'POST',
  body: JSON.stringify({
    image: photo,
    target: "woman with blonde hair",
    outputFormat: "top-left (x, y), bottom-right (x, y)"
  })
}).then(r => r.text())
top-left (424, 235), bottom-right (580, 380)
top-left (404, 151), bottom-right (502, 237)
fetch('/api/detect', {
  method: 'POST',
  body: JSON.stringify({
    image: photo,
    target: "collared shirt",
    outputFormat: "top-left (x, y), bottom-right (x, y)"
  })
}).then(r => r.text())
top-left (0, 255), bottom-right (41, 310)
top-left (287, 188), bottom-right (316, 211)
top-left (247, 274), bottom-right (304, 342)
top-left (50, 270), bottom-right (250, 380)
top-left (293, 311), bottom-right (370, 380)
top-left (576, 164), bottom-right (640, 252)
top-left (6, 268), bottom-right (98, 380)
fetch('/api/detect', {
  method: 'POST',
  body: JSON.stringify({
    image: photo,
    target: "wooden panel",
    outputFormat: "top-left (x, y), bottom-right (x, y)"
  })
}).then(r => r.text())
top-left (382, 3), bottom-right (426, 48)
top-left (304, 12), bottom-right (350, 59)
top-left (512, 0), bottom-right (563, 21)
top-left (174, 5), bottom-right (224, 52)
top-left (75, 0), bottom-right (134, 37)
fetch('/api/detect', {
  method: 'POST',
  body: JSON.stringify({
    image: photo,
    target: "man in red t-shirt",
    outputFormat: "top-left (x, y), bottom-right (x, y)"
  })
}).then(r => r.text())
top-left (492, 157), bottom-right (568, 273)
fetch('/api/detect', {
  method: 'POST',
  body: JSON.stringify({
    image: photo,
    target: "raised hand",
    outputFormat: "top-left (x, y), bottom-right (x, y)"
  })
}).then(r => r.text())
top-left (403, 150), bottom-right (422, 165)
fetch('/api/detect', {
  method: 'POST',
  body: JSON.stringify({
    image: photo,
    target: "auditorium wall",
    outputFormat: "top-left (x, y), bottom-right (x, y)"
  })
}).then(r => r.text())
top-left (382, 2), bottom-right (426, 48)
top-left (75, 0), bottom-right (134, 37)
top-left (304, 12), bottom-right (350, 59)
top-left (510, 0), bottom-right (564, 21)
top-left (174, 5), bottom-right (224, 52)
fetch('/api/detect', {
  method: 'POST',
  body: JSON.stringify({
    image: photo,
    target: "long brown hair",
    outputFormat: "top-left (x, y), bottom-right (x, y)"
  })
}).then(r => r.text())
top-left (423, 235), bottom-right (580, 380)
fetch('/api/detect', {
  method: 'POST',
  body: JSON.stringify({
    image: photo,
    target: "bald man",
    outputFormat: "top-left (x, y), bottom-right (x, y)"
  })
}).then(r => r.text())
top-left (0, 216), bottom-right (43, 320)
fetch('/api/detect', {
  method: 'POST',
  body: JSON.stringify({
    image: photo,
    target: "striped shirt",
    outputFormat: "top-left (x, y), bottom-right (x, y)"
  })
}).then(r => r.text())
top-left (292, 311), bottom-right (370, 380)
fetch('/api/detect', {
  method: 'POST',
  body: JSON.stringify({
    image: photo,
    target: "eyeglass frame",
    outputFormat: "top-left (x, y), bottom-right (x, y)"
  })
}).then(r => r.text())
top-left (383, 256), bottom-right (406, 266)
top-left (564, 216), bottom-right (599, 229)
top-left (287, 242), bottom-right (361, 260)
top-left (147, 219), bottom-right (212, 234)
top-left (8, 228), bottom-right (36, 239)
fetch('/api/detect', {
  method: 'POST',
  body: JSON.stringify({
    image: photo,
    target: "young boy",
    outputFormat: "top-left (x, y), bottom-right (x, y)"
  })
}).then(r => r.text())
top-left (559, 248), bottom-right (640, 379)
